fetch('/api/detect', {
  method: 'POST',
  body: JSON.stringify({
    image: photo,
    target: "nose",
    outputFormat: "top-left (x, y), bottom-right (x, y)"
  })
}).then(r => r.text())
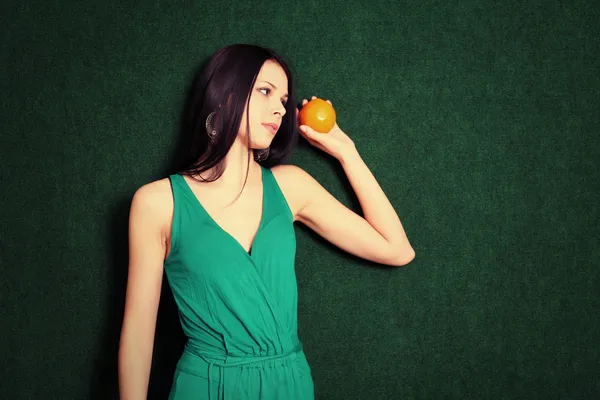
top-left (272, 102), bottom-right (286, 116)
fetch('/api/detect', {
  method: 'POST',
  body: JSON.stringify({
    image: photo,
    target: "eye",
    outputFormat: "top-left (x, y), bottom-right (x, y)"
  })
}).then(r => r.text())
top-left (259, 87), bottom-right (288, 107)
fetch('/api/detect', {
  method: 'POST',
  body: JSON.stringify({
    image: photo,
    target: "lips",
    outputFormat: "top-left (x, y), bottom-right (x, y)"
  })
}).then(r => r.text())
top-left (262, 123), bottom-right (279, 134)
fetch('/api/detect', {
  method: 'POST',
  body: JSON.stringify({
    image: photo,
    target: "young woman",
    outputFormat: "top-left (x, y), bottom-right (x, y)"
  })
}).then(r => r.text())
top-left (118, 43), bottom-right (415, 400)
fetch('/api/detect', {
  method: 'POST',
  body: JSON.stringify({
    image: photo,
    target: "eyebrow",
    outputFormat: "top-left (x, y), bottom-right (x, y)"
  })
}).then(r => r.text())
top-left (261, 81), bottom-right (288, 98)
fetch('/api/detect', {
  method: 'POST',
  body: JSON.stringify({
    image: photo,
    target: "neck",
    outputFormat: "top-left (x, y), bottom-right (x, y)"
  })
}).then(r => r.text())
top-left (201, 136), bottom-right (260, 190)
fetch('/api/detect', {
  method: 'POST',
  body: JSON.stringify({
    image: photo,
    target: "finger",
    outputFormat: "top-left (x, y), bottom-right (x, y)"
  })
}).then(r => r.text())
top-left (311, 96), bottom-right (316, 100)
top-left (299, 125), bottom-right (310, 135)
top-left (305, 137), bottom-right (326, 152)
top-left (326, 100), bottom-right (332, 105)
top-left (300, 125), bottom-right (319, 138)
top-left (302, 99), bottom-right (308, 105)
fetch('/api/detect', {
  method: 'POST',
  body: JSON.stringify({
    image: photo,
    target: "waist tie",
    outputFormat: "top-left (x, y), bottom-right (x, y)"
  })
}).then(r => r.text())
top-left (184, 345), bottom-right (303, 400)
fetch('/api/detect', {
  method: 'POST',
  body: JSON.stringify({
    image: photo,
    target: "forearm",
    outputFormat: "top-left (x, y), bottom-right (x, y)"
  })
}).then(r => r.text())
top-left (338, 146), bottom-right (414, 255)
top-left (118, 329), bottom-right (154, 400)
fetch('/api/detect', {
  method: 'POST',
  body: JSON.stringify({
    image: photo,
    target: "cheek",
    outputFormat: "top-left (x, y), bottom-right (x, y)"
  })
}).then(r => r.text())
top-left (249, 100), bottom-right (266, 125)
top-left (238, 104), bottom-right (262, 137)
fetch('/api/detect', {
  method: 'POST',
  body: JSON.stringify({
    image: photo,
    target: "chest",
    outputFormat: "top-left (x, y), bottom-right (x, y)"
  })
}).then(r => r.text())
top-left (192, 180), bottom-right (265, 251)
top-left (206, 199), bottom-right (263, 249)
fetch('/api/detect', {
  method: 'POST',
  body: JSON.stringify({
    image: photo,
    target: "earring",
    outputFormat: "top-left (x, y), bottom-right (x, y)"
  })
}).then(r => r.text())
top-left (254, 147), bottom-right (270, 162)
top-left (205, 111), bottom-right (217, 141)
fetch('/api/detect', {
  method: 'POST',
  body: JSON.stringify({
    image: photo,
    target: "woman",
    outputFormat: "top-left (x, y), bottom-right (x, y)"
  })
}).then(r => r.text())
top-left (118, 43), bottom-right (415, 399)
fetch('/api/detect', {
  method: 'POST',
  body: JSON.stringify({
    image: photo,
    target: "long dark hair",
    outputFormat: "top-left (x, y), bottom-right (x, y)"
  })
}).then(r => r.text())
top-left (173, 44), bottom-right (298, 197)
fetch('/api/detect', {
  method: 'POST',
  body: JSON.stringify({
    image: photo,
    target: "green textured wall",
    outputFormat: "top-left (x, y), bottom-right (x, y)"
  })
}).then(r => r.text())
top-left (2, 0), bottom-right (599, 399)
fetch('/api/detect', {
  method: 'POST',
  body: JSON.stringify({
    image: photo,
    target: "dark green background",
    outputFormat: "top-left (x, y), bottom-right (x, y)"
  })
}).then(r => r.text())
top-left (1, 0), bottom-right (599, 399)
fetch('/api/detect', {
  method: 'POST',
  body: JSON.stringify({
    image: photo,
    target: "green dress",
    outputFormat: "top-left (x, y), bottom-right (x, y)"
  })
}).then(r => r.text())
top-left (164, 165), bottom-right (315, 399)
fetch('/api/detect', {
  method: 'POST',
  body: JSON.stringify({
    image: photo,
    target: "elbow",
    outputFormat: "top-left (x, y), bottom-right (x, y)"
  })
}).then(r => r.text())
top-left (389, 246), bottom-right (415, 267)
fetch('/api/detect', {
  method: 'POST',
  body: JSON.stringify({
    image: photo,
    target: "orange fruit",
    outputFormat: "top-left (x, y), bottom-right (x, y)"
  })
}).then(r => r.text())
top-left (298, 98), bottom-right (336, 133)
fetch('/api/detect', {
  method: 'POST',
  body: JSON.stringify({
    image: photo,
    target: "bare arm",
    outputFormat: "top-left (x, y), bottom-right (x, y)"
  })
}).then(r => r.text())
top-left (118, 183), bottom-right (167, 399)
top-left (336, 148), bottom-right (415, 264)
top-left (275, 148), bottom-right (415, 267)
top-left (291, 97), bottom-right (415, 267)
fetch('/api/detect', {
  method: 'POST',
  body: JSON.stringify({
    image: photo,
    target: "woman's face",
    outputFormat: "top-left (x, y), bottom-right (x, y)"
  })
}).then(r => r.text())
top-left (238, 60), bottom-right (289, 149)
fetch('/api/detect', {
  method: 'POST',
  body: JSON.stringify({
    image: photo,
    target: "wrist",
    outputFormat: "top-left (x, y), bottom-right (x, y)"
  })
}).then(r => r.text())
top-left (338, 144), bottom-right (360, 165)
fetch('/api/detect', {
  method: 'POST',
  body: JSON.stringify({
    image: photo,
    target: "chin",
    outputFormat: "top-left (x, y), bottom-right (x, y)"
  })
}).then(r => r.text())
top-left (253, 136), bottom-right (274, 148)
top-left (253, 142), bottom-right (272, 150)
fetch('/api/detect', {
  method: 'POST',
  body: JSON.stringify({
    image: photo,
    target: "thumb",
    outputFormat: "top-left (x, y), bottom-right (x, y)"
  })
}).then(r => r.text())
top-left (300, 125), bottom-right (316, 135)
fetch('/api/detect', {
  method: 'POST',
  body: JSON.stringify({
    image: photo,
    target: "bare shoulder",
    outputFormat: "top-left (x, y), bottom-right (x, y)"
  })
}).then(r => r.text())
top-left (131, 177), bottom-right (174, 247)
top-left (132, 177), bottom-right (173, 209)
top-left (270, 164), bottom-right (317, 222)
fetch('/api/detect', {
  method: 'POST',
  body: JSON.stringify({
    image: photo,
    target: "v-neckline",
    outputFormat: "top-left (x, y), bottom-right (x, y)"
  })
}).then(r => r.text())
top-left (180, 166), bottom-right (267, 257)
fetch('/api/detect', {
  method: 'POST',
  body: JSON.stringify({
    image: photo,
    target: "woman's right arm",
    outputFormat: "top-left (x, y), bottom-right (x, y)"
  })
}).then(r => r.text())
top-left (118, 184), bottom-right (167, 399)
